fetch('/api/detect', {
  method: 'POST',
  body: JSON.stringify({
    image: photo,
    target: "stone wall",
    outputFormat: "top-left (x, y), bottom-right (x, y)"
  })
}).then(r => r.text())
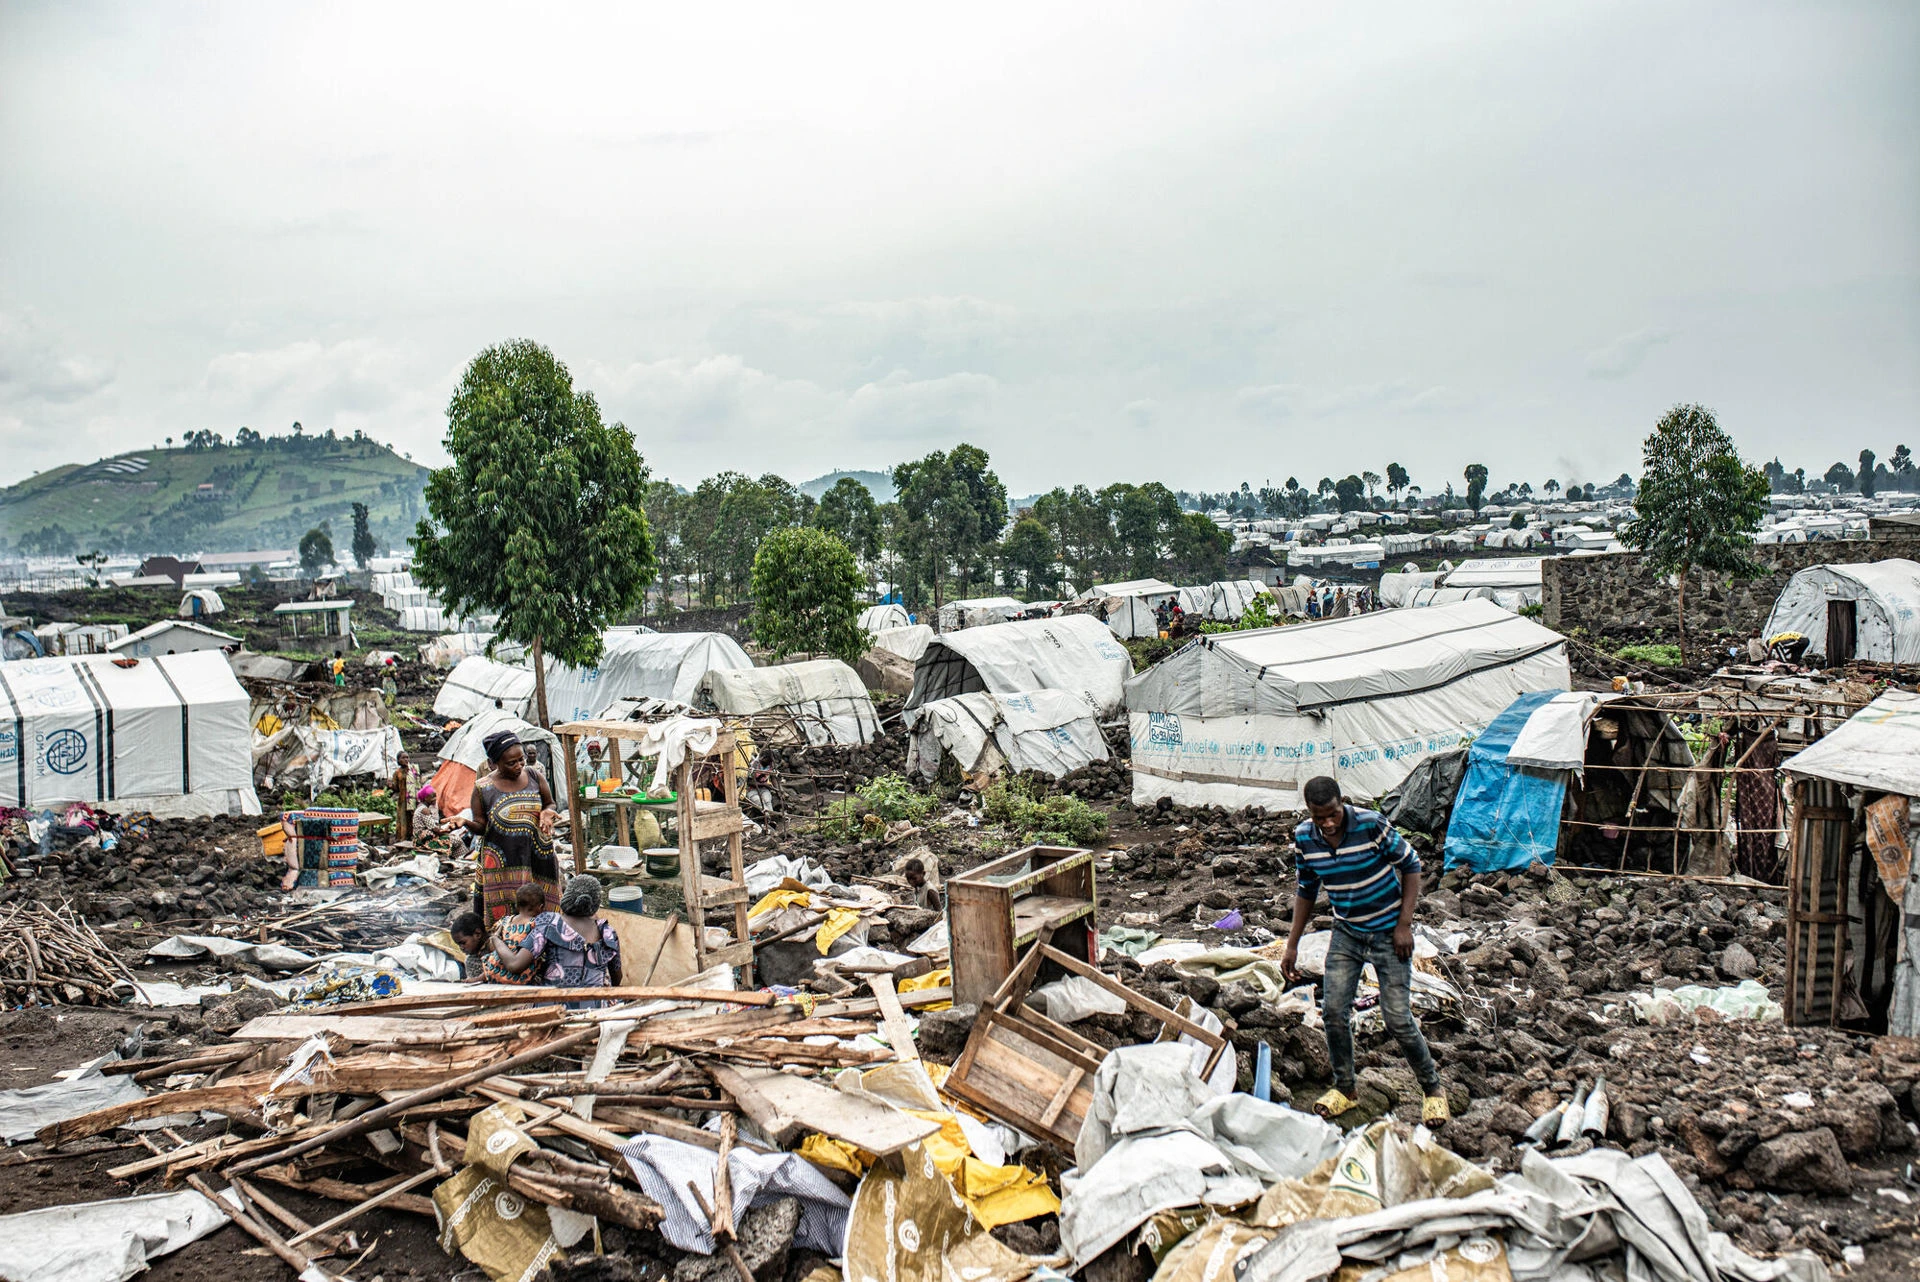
top-left (1541, 534), bottom-right (1920, 638)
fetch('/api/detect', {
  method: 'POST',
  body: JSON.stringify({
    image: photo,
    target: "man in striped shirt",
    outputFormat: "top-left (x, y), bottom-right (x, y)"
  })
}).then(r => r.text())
top-left (1280, 775), bottom-right (1448, 1125)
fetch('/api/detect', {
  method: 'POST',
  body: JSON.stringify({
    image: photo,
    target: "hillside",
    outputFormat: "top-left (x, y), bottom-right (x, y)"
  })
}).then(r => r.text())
top-left (0, 436), bottom-right (431, 557)
top-left (797, 469), bottom-right (895, 502)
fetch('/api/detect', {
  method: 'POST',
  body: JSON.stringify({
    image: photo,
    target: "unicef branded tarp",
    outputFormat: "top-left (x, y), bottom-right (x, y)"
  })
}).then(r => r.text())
top-left (0, 651), bottom-right (259, 816)
top-left (906, 614), bottom-right (1133, 718)
top-left (544, 631), bottom-right (753, 723)
top-left (1123, 600), bottom-right (1569, 812)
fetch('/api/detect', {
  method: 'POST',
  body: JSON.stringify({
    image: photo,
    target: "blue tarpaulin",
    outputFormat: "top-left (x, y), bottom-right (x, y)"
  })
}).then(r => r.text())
top-left (1444, 690), bottom-right (1568, 873)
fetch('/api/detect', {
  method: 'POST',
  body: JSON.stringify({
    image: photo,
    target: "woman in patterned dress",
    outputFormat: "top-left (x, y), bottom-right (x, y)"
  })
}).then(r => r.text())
top-left (462, 731), bottom-right (561, 925)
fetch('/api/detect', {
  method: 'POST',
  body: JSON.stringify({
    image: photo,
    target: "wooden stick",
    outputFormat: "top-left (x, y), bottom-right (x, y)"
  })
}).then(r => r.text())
top-left (868, 974), bottom-right (918, 1063)
top-left (287, 1167), bottom-right (438, 1246)
top-left (711, 1113), bottom-right (736, 1241)
top-left (230, 1176), bottom-right (352, 1255)
top-left (685, 1180), bottom-right (756, 1282)
top-left (186, 1174), bottom-right (331, 1279)
top-left (225, 1025), bottom-right (599, 1177)
top-left (322, 986), bottom-right (774, 1016)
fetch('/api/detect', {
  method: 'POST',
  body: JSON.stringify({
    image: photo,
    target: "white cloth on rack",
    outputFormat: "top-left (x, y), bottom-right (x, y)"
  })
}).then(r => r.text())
top-left (631, 716), bottom-right (722, 795)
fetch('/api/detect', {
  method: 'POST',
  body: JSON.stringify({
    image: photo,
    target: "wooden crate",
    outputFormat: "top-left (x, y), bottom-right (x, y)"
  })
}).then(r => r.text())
top-left (946, 845), bottom-right (1096, 1009)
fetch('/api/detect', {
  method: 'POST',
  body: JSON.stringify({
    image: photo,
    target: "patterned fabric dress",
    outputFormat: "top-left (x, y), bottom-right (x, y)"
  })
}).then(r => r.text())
top-left (478, 917), bottom-right (540, 985)
top-left (474, 768), bottom-right (560, 925)
top-left (529, 914), bottom-right (621, 1009)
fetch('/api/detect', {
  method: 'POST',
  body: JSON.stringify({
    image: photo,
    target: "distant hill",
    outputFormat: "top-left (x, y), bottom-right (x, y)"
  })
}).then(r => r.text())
top-left (0, 436), bottom-right (432, 557)
top-left (798, 470), bottom-right (895, 503)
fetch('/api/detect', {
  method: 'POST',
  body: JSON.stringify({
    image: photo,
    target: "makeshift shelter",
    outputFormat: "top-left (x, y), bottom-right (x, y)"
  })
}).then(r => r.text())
top-left (178, 589), bottom-right (224, 618)
top-left (274, 600), bottom-right (353, 644)
top-left (935, 596), bottom-right (1024, 632)
top-left (906, 614), bottom-right (1133, 718)
top-left (1441, 556), bottom-right (1546, 608)
top-left (1376, 571), bottom-right (1442, 608)
top-left (428, 707), bottom-right (560, 820)
top-left (1078, 579), bottom-right (1179, 640)
top-left (904, 690), bottom-right (1108, 783)
top-left (419, 632), bottom-right (526, 669)
top-left (1780, 689), bottom-right (1920, 1035)
top-left (107, 620), bottom-right (241, 657)
top-left (434, 655), bottom-right (538, 721)
top-left (697, 658), bottom-right (879, 746)
top-left (0, 651), bottom-right (259, 816)
top-left (1124, 600), bottom-right (1570, 812)
top-left (543, 630), bottom-right (753, 723)
top-left (227, 653), bottom-right (313, 684)
top-left (858, 603), bottom-right (913, 634)
top-left (1761, 558), bottom-right (1920, 665)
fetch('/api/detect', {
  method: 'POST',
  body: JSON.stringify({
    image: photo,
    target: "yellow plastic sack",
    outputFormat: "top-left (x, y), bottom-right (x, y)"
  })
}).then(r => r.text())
top-left (899, 967), bottom-right (953, 1011)
top-left (817, 907), bottom-right (864, 954)
top-left (749, 887), bottom-right (815, 920)
top-left (798, 1134), bottom-right (865, 1176)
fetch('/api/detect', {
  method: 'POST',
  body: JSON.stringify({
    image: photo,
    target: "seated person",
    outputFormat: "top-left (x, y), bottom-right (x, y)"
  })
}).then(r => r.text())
top-left (448, 909), bottom-right (488, 981)
top-left (412, 786), bottom-right (443, 842)
top-left (476, 882), bottom-right (549, 985)
top-left (902, 856), bottom-right (943, 912)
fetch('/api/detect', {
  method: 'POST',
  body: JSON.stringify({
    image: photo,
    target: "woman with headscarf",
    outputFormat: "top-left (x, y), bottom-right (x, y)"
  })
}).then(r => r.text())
top-left (527, 874), bottom-right (622, 1008)
top-left (461, 730), bottom-right (562, 925)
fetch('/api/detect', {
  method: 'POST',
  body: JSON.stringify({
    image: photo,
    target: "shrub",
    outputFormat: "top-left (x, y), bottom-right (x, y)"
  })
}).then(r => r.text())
top-left (982, 777), bottom-right (1107, 847)
top-left (815, 772), bottom-right (937, 839)
top-left (1615, 642), bottom-right (1683, 668)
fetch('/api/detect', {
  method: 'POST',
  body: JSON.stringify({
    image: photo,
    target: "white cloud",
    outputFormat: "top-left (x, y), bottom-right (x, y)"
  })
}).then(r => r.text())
top-left (1585, 328), bottom-right (1674, 379)
top-left (0, 309), bottom-right (114, 405)
top-left (1235, 383), bottom-right (1300, 419)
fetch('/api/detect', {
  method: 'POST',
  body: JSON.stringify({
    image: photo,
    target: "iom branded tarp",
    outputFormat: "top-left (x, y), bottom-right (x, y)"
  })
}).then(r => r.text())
top-left (1762, 558), bottom-right (1920, 664)
top-left (858, 604), bottom-right (913, 634)
top-left (544, 631), bottom-right (752, 723)
top-left (904, 689), bottom-right (1108, 781)
top-left (699, 658), bottom-right (879, 745)
top-left (1441, 691), bottom-right (1568, 873)
top-left (0, 651), bottom-right (259, 816)
top-left (1124, 600), bottom-right (1570, 812)
top-left (906, 614), bottom-right (1133, 717)
top-left (435, 655), bottom-right (539, 720)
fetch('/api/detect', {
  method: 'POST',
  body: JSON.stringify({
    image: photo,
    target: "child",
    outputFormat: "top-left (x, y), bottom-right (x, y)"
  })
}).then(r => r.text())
top-left (902, 856), bottom-right (943, 912)
top-left (448, 910), bottom-right (488, 981)
top-left (479, 882), bottom-right (548, 985)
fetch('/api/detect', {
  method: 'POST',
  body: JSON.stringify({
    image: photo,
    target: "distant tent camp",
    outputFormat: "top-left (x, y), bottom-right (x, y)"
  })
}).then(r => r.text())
top-left (0, 651), bottom-right (259, 816)
top-left (543, 631), bottom-right (753, 723)
top-left (1124, 600), bottom-right (1571, 812)
top-left (1762, 558), bottom-right (1920, 665)
top-left (906, 614), bottom-right (1133, 717)
top-left (699, 658), bottom-right (879, 745)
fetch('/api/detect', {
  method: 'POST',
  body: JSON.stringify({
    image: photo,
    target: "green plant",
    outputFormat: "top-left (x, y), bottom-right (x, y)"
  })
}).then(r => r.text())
top-left (1518, 602), bottom-right (1544, 618)
top-left (312, 785), bottom-right (397, 817)
top-left (1615, 642), bottom-right (1683, 668)
top-left (1198, 620), bottom-right (1234, 634)
top-left (1236, 593), bottom-right (1277, 630)
top-left (814, 773), bottom-right (938, 840)
top-left (749, 526), bottom-right (868, 663)
top-left (981, 777), bottom-right (1108, 846)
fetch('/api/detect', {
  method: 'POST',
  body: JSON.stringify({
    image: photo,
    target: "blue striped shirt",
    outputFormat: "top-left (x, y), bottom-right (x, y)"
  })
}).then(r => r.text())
top-left (1293, 805), bottom-right (1420, 932)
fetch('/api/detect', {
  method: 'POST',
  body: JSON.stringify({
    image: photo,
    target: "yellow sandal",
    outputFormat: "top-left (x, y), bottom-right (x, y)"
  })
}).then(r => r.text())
top-left (1314, 1088), bottom-right (1357, 1119)
top-left (1422, 1094), bottom-right (1452, 1127)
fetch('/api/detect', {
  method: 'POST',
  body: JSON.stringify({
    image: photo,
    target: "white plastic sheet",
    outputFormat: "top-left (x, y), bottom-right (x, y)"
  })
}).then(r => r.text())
top-left (0, 1191), bottom-right (228, 1282)
top-left (904, 689), bottom-right (1109, 782)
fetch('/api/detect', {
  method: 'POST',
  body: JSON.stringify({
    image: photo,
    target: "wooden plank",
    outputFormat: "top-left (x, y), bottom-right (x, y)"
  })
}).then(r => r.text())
top-left (320, 985), bottom-right (776, 1015)
top-left (868, 974), bottom-right (919, 1063)
top-left (698, 941), bottom-right (755, 969)
top-left (1039, 1067), bottom-right (1085, 1129)
top-left (232, 1014), bottom-right (471, 1043)
top-left (691, 808), bottom-right (745, 842)
top-left (707, 1063), bottom-right (938, 1155)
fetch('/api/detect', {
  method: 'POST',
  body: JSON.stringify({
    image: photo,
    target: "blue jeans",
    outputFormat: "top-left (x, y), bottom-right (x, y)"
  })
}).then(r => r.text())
top-left (1321, 921), bottom-right (1440, 1095)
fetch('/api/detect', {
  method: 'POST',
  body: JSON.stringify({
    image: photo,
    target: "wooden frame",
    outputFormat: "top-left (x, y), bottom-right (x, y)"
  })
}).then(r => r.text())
top-left (1784, 777), bottom-right (1855, 1026)
top-left (946, 845), bottom-right (1097, 1009)
top-left (945, 939), bottom-right (1228, 1151)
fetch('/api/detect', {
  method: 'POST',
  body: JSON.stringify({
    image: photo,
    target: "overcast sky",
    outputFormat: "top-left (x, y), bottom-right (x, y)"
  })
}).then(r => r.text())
top-left (2, 2), bottom-right (1914, 496)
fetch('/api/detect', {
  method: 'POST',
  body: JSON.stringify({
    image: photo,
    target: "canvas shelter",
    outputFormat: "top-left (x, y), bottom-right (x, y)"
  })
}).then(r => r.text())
top-left (1377, 571), bottom-right (1443, 608)
top-left (1780, 689), bottom-right (1920, 1036)
top-left (1761, 558), bottom-right (1920, 665)
top-left (1124, 599), bottom-right (1571, 812)
top-left (0, 651), bottom-right (259, 816)
top-left (1441, 557), bottom-right (1547, 608)
top-left (904, 690), bottom-right (1108, 783)
top-left (434, 655), bottom-right (539, 721)
top-left (1176, 580), bottom-right (1268, 623)
top-left (935, 596), bottom-right (1024, 632)
top-left (427, 707), bottom-right (560, 821)
top-left (420, 633), bottom-right (526, 669)
top-left (905, 614), bottom-right (1133, 718)
top-left (1076, 578), bottom-right (1179, 639)
top-left (178, 589), bottom-right (225, 618)
top-left (543, 630), bottom-right (753, 723)
top-left (697, 658), bottom-right (879, 746)
top-left (107, 620), bottom-right (241, 657)
top-left (857, 624), bottom-right (933, 697)
top-left (858, 604), bottom-right (913, 634)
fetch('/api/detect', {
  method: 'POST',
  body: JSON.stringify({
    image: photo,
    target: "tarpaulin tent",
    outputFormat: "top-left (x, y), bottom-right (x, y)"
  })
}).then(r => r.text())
top-left (906, 614), bottom-right (1133, 717)
top-left (1078, 578), bottom-right (1179, 639)
top-left (1442, 691), bottom-right (1568, 872)
top-left (1124, 600), bottom-right (1570, 812)
top-left (434, 655), bottom-right (539, 720)
top-left (428, 707), bottom-right (560, 820)
top-left (698, 658), bottom-right (879, 745)
top-left (0, 651), bottom-right (260, 816)
top-left (871, 624), bottom-right (932, 663)
top-left (1441, 556), bottom-right (1547, 608)
top-left (543, 631), bottom-right (752, 723)
top-left (1762, 558), bottom-right (1920, 665)
top-left (420, 633), bottom-right (526, 669)
top-left (178, 589), bottom-right (224, 618)
top-left (935, 597), bottom-right (1024, 632)
top-left (858, 624), bottom-right (934, 697)
top-left (1405, 585), bottom-right (1498, 609)
top-left (904, 690), bottom-right (1108, 782)
top-left (858, 604), bottom-right (913, 634)
top-left (1376, 571), bottom-right (1442, 608)
top-left (1176, 580), bottom-right (1268, 623)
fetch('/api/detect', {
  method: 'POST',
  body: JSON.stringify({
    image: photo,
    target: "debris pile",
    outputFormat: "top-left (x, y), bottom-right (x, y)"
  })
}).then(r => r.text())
top-left (0, 899), bottom-right (137, 1006)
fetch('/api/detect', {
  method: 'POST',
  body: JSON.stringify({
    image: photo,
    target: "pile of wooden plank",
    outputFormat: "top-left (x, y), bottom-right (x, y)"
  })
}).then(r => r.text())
top-left (0, 898), bottom-right (141, 1006)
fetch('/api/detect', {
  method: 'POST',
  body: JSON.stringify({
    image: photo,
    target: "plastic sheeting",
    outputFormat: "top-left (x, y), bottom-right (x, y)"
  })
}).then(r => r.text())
top-left (0, 1190), bottom-right (229, 1282)
top-left (870, 623), bottom-right (932, 662)
top-left (432, 709), bottom-right (559, 818)
top-left (1443, 691), bottom-right (1568, 873)
top-left (934, 596), bottom-right (1025, 632)
top-left (858, 603), bottom-right (913, 633)
top-left (0, 1072), bottom-right (147, 1143)
top-left (1762, 558), bottom-right (1920, 664)
top-left (1504, 690), bottom-right (1612, 771)
top-left (434, 655), bottom-right (539, 720)
top-left (0, 651), bottom-right (259, 815)
top-left (904, 689), bottom-right (1110, 781)
top-left (1177, 580), bottom-right (1268, 622)
top-left (1784, 689), bottom-right (1920, 795)
top-left (699, 658), bottom-right (878, 745)
top-left (1380, 745), bottom-right (1470, 836)
top-left (544, 631), bottom-right (752, 722)
top-left (295, 724), bottom-right (404, 792)
top-left (1376, 571), bottom-right (1442, 608)
top-left (906, 614), bottom-right (1132, 716)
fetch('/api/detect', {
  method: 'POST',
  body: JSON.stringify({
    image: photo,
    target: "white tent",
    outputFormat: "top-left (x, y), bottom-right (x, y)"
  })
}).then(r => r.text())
top-left (428, 707), bottom-right (562, 821)
top-left (904, 690), bottom-right (1108, 782)
top-left (0, 651), bottom-right (259, 816)
top-left (1785, 688), bottom-right (1920, 794)
top-left (1124, 599), bottom-right (1571, 811)
top-left (699, 658), bottom-right (879, 745)
top-left (858, 625), bottom-right (934, 697)
top-left (419, 632), bottom-right (527, 669)
top-left (871, 624), bottom-right (932, 663)
top-left (935, 596), bottom-right (1025, 632)
top-left (1442, 557), bottom-right (1547, 607)
top-left (906, 614), bottom-right (1134, 717)
top-left (1078, 579), bottom-right (1180, 639)
top-left (1176, 580), bottom-right (1267, 623)
top-left (858, 604), bottom-right (913, 634)
top-left (107, 620), bottom-right (242, 657)
top-left (1762, 558), bottom-right (1920, 664)
top-left (544, 630), bottom-right (753, 723)
top-left (1377, 571), bottom-right (1443, 608)
top-left (1406, 586), bottom-right (1499, 609)
top-left (178, 589), bottom-right (225, 618)
top-left (435, 656), bottom-right (539, 720)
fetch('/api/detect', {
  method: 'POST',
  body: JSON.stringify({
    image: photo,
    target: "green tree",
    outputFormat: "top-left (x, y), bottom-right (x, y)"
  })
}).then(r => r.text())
top-left (1333, 475), bottom-right (1366, 512)
top-left (1859, 448), bottom-right (1878, 498)
top-left (1360, 470), bottom-right (1382, 506)
top-left (1385, 462), bottom-right (1410, 504)
top-left (891, 444), bottom-right (1008, 608)
top-left (1463, 463), bottom-right (1489, 513)
top-left (1544, 479), bottom-right (1560, 500)
top-left (298, 525), bottom-right (334, 576)
top-left (812, 477), bottom-right (882, 564)
top-left (350, 501), bottom-right (376, 568)
top-left (1000, 516), bottom-right (1057, 596)
top-left (412, 339), bottom-right (657, 728)
top-left (750, 527), bottom-right (867, 664)
top-left (1824, 461), bottom-right (1856, 492)
top-left (1618, 403), bottom-right (1770, 660)
top-left (1169, 511), bottom-right (1231, 581)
